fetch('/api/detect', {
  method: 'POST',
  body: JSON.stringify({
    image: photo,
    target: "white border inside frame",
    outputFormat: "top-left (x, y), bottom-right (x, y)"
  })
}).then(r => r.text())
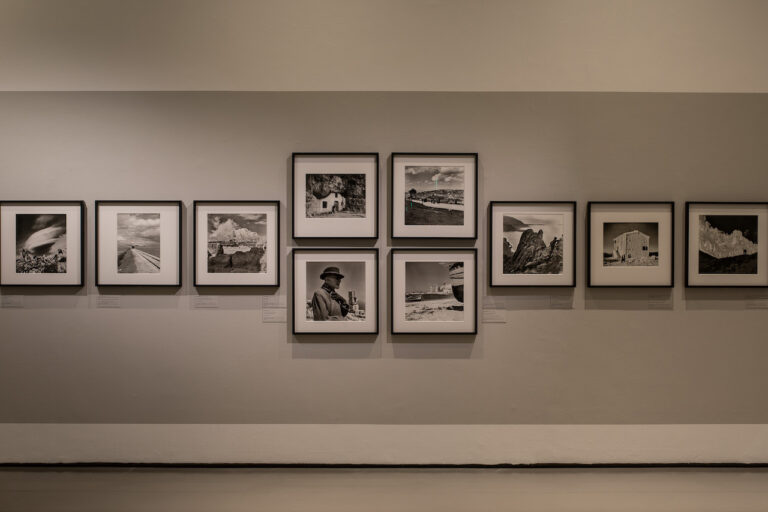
top-left (195, 203), bottom-right (278, 286)
top-left (293, 250), bottom-right (377, 334)
top-left (0, 202), bottom-right (82, 285)
top-left (392, 155), bottom-right (476, 238)
top-left (491, 203), bottom-right (575, 286)
top-left (293, 155), bottom-right (377, 238)
top-left (687, 203), bottom-right (768, 286)
top-left (589, 203), bottom-right (673, 286)
top-left (97, 203), bottom-right (180, 286)
top-left (392, 250), bottom-right (476, 333)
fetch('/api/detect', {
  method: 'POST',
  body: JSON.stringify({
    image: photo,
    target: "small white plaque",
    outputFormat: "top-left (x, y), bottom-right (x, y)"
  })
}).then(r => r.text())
top-left (481, 296), bottom-right (507, 323)
top-left (192, 296), bottom-right (221, 309)
top-left (647, 292), bottom-right (672, 310)
top-left (96, 295), bottom-right (122, 309)
top-left (745, 297), bottom-right (768, 309)
top-left (262, 295), bottom-right (287, 308)
top-left (549, 295), bottom-right (573, 309)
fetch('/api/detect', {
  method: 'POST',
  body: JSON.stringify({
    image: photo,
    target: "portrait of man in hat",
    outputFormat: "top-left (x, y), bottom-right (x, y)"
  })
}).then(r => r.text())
top-left (311, 265), bottom-right (350, 321)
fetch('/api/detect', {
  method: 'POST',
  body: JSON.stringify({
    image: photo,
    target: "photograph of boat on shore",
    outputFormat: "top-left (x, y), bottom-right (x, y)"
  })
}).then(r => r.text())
top-left (391, 153), bottom-right (477, 239)
top-left (391, 248), bottom-right (477, 334)
top-left (96, 201), bottom-right (181, 286)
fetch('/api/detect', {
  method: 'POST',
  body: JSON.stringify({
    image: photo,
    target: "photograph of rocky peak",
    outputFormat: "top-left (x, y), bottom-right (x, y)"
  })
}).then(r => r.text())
top-left (502, 214), bottom-right (564, 274)
top-left (699, 215), bottom-right (758, 274)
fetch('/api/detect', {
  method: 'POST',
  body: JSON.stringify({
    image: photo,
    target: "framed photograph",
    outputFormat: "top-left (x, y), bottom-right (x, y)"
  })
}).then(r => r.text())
top-left (292, 153), bottom-right (378, 239)
top-left (95, 201), bottom-right (182, 286)
top-left (194, 200), bottom-right (280, 287)
top-left (0, 201), bottom-right (84, 286)
top-left (391, 248), bottom-right (477, 334)
top-left (489, 201), bottom-right (576, 287)
top-left (292, 248), bottom-right (379, 334)
top-left (587, 202), bottom-right (674, 287)
top-left (391, 153), bottom-right (478, 239)
top-left (686, 202), bottom-right (768, 287)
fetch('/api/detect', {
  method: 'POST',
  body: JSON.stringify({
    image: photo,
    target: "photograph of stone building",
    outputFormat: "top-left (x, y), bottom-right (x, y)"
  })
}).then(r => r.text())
top-left (603, 223), bottom-right (659, 266)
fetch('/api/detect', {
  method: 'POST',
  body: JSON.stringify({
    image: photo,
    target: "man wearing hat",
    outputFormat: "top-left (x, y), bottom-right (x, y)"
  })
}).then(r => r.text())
top-left (311, 265), bottom-right (350, 321)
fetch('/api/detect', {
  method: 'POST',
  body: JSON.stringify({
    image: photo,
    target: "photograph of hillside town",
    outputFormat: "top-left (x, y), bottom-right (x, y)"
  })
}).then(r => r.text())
top-left (207, 213), bottom-right (267, 273)
top-left (404, 166), bottom-right (464, 226)
top-left (699, 215), bottom-right (758, 274)
top-left (305, 173), bottom-right (366, 218)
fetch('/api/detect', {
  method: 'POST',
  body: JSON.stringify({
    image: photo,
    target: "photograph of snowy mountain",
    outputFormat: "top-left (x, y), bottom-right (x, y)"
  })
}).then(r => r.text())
top-left (207, 213), bottom-right (267, 273)
top-left (699, 215), bottom-right (758, 274)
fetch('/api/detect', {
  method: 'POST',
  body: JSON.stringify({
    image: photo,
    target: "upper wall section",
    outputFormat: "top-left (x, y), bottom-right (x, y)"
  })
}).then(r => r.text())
top-left (2, 0), bottom-right (767, 92)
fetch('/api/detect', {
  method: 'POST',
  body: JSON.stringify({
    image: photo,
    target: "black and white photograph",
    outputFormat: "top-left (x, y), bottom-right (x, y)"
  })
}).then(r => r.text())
top-left (405, 261), bottom-right (464, 322)
top-left (1, 201), bottom-right (84, 286)
top-left (305, 261), bottom-right (366, 321)
top-left (490, 202), bottom-right (576, 287)
top-left (686, 203), bottom-right (768, 287)
top-left (404, 166), bottom-right (464, 226)
top-left (391, 249), bottom-right (477, 334)
top-left (96, 201), bottom-right (181, 287)
top-left (503, 214), bottom-right (564, 274)
top-left (305, 174), bottom-right (366, 218)
top-left (698, 215), bottom-right (757, 274)
top-left (293, 249), bottom-right (378, 334)
top-left (588, 202), bottom-right (674, 287)
top-left (207, 213), bottom-right (267, 273)
top-left (391, 153), bottom-right (478, 239)
top-left (602, 222), bottom-right (659, 267)
top-left (194, 201), bottom-right (279, 287)
top-left (292, 153), bottom-right (378, 239)
top-left (15, 213), bottom-right (67, 274)
top-left (117, 213), bottom-right (161, 273)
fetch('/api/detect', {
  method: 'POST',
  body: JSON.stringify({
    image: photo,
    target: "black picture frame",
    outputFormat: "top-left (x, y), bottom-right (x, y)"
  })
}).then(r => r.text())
top-left (193, 200), bottom-right (281, 287)
top-left (292, 247), bottom-right (380, 335)
top-left (685, 201), bottom-right (768, 288)
top-left (291, 152), bottom-right (379, 240)
top-left (0, 200), bottom-right (86, 287)
top-left (94, 200), bottom-right (182, 287)
top-left (390, 152), bottom-right (479, 240)
top-left (488, 200), bottom-right (577, 287)
top-left (586, 201), bottom-right (675, 288)
top-left (390, 247), bottom-right (478, 335)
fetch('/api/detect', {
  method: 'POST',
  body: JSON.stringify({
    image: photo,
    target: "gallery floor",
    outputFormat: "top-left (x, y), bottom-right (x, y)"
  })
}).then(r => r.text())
top-left (1, 467), bottom-right (767, 511)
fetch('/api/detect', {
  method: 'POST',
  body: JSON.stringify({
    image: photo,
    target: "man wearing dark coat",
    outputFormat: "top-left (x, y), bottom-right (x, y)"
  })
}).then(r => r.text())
top-left (311, 266), bottom-right (349, 321)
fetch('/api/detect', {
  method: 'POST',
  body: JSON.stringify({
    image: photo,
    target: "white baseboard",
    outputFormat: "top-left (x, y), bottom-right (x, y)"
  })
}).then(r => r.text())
top-left (1, 424), bottom-right (766, 465)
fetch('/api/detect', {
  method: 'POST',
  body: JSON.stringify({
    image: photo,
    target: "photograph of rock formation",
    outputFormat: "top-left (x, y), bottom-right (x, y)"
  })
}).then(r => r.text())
top-left (698, 215), bottom-right (758, 274)
top-left (502, 215), bottom-right (564, 274)
top-left (305, 173), bottom-right (366, 218)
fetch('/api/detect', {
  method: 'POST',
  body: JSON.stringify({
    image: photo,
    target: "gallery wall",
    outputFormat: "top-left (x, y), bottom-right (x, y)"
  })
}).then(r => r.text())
top-left (1, 92), bottom-right (768, 450)
top-left (2, 0), bottom-right (768, 93)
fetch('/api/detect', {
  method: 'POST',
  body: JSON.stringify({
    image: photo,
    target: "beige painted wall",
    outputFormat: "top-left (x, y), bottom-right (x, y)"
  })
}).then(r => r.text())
top-left (1, 0), bottom-right (768, 92)
top-left (1, 92), bottom-right (767, 427)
